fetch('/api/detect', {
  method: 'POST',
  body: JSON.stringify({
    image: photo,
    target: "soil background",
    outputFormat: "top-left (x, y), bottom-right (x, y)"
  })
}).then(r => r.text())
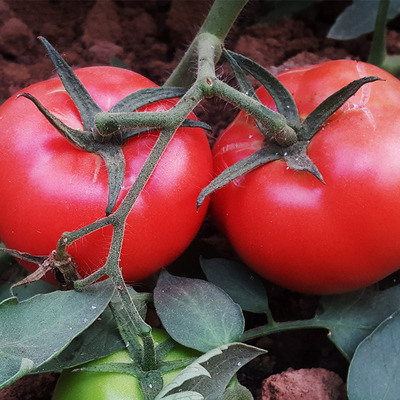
top-left (1, 0), bottom-right (400, 399)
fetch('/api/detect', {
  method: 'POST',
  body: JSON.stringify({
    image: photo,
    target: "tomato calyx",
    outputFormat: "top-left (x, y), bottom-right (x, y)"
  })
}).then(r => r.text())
top-left (75, 357), bottom-right (196, 376)
top-left (20, 37), bottom-right (210, 216)
top-left (0, 248), bottom-right (79, 290)
top-left (197, 52), bottom-right (381, 208)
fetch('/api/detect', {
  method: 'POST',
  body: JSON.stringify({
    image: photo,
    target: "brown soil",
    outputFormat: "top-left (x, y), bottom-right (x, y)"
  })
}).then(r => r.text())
top-left (1, 1), bottom-right (400, 399)
top-left (262, 368), bottom-right (347, 400)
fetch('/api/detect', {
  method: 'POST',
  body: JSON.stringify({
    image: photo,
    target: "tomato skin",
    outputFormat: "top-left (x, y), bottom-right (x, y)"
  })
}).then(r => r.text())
top-left (52, 329), bottom-right (200, 400)
top-left (0, 66), bottom-right (212, 283)
top-left (211, 60), bottom-right (400, 294)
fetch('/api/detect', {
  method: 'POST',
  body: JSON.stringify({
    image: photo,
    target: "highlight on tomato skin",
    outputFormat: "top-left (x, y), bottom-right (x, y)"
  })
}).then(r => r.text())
top-left (210, 59), bottom-right (400, 295)
top-left (0, 66), bottom-right (213, 284)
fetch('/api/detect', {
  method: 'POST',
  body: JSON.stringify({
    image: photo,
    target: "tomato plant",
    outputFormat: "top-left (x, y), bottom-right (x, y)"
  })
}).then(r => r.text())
top-left (52, 329), bottom-right (200, 400)
top-left (4, 1), bottom-right (400, 399)
top-left (0, 66), bottom-right (212, 283)
top-left (211, 59), bottom-right (400, 294)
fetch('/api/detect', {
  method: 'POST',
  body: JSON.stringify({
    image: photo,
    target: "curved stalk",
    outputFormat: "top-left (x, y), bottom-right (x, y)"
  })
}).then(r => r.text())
top-left (241, 319), bottom-right (328, 342)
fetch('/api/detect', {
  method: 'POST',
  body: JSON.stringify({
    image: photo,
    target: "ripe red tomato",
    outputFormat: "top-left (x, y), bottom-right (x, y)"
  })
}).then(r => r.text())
top-left (0, 66), bottom-right (212, 283)
top-left (211, 60), bottom-right (400, 294)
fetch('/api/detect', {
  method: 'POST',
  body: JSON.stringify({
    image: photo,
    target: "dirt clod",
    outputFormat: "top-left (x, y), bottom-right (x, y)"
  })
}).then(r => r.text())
top-left (262, 368), bottom-right (347, 400)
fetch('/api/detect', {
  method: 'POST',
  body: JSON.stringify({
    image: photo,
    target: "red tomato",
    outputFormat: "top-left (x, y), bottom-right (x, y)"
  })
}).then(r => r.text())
top-left (211, 60), bottom-right (400, 294)
top-left (0, 66), bottom-right (212, 283)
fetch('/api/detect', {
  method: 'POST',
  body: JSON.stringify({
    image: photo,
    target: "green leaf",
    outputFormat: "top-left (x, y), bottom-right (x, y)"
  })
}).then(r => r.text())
top-left (36, 306), bottom-right (124, 373)
top-left (315, 285), bottom-right (400, 360)
top-left (0, 280), bottom-right (114, 388)
top-left (347, 309), bottom-right (400, 400)
top-left (154, 271), bottom-right (244, 353)
top-left (156, 343), bottom-right (266, 400)
top-left (109, 56), bottom-right (131, 70)
top-left (221, 382), bottom-right (254, 400)
top-left (200, 258), bottom-right (269, 314)
top-left (328, 0), bottom-right (400, 40)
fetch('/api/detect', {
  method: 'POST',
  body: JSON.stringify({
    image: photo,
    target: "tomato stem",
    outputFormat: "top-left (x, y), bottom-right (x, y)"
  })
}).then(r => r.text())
top-left (164, 0), bottom-right (248, 87)
top-left (95, 33), bottom-right (297, 147)
top-left (210, 79), bottom-right (297, 146)
top-left (241, 319), bottom-right (329, 342)
top-left (52, 0), bottom-right (298, 393)
top-left (368, 0), bottom-right (389, 67)
top-left (368, 0), bottom-right (400, 75)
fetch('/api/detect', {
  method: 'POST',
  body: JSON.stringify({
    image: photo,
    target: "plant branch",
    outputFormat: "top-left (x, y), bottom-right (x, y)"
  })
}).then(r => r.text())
top-left (241, 318), bottom-right (328, 342)
top-left (368, 0), bottom-right (390, 67)
top-left (60, 40), bottom-right (211, 378)
top-left (368, 0), bottom-right (400, 75)
top-left (164, 0), bottom-right (248, 87)
top-left (209, 79), bottom-right (297, 146)
top-left (52, 2), bottom-right (299, 393)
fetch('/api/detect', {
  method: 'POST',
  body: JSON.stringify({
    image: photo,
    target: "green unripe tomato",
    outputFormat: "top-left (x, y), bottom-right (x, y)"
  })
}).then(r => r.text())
top-left (52, 329), bottom-right (199, 400)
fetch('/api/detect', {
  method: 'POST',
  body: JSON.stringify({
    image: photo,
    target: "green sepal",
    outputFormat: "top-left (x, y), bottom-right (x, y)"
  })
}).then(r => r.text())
top-left (76, 362), bottom-right (141, 376)
top-left (38, 36), bottom-right (102, 131)
top-left (196, 139), bottom-right (324, 209)
top-left (155, 338), bottom-right (176, 363)
top-left (300, 76), bottom-right (382, 141)
top-left (198, 65), bottom-right (380, 206)
top-left (17, 93), bottom-right (93, 150)
top-left (37, 39), bottom-right (211, 215)
top-left (109, 56), bottom-right (131, 70)
top-left (159, 358), bottom-right (198, 374)
top-left (197, 147), bottom-right (281, 208)
top-left (110, 87), bottom-right (188, 113)
top-left (97, 146), bottom-right (126, 216)
top-left (284, 141), bottom-right (324, 183)
top-left (139, 370), bottom-right (164, 400)
top-left (222, 49), bottom-right (268, 138)
top-left (17, 92), bottom-right (125, 215)
top-left (76, 360), bottom-right (167, 399)
top-left (110, 87), bottom-right (211, 141)
top-left (224, 49), bottom-right (301, 130)
top-left (180, 119), bottom-right (212, 131)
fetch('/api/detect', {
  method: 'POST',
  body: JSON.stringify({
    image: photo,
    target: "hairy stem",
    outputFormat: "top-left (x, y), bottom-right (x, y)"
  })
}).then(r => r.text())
top-left (164, 0), bottom-right (248, 87)
top-left (368, 0), bottom-right (389, 67)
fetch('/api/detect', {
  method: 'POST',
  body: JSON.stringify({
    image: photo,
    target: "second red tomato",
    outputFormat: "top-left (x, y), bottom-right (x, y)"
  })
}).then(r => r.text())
top-left (211, 60), bottom-right (400, 294)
